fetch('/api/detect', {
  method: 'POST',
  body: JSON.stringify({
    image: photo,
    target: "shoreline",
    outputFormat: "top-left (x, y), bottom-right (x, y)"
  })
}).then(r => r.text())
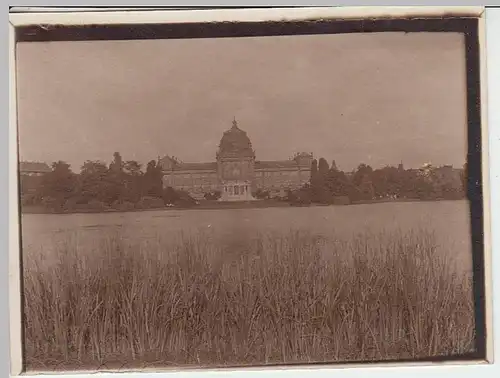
top-left (20, 197), bottom-right (466, 215)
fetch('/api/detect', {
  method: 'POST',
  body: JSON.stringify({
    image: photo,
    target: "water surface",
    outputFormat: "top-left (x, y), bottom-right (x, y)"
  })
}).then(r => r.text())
top-left (21, 200), bottom-right (473, 271)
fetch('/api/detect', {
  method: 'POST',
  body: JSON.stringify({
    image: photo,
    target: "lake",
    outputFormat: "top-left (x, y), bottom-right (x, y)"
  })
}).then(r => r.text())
top-left (20, 200), bottom-right (473, 272)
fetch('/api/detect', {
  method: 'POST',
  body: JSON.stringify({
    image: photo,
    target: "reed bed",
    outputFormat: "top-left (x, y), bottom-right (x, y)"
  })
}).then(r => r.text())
top-left (22, 229), bottom-right (475, 371)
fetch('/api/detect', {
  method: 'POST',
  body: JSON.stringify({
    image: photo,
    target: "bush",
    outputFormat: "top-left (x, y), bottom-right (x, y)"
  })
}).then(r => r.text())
top-left (253, 188), bottom-right (270, 200)
top-left (21, 194), bottom-right (37, 206)
top-left (162, 187), bottom-right (179, 205)
top-left (40, 196), bottom-right (64, 212)
top-left (204, 190), bottom-right (222, 201)
top-left (111, 200), bottom-right (136, 211)
top-left (174, 191), bottom-right (197, 207)
top-left (333, 196), bottom-right (350, 205)
top-left (136, 196), bottom-right (165, 209)
top-left (288, 188), bottom-right (312, 206)
top-left (87, 199), bottom-right (109, 211)
top-left (63, 198), bottom-right (77, 211)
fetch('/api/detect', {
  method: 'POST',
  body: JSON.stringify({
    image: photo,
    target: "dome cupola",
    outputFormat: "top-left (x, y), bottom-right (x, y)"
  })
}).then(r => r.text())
top-left (217, 118), bottom-right (255, 159)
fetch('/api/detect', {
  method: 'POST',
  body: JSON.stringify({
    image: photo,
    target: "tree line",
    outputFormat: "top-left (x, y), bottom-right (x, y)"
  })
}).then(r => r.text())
top-left (20, 152), bottom-right (467, 212)
top-left (20, 152), bottom-right (195, 212)
top-left (288, 158), bottom-right (466, 205)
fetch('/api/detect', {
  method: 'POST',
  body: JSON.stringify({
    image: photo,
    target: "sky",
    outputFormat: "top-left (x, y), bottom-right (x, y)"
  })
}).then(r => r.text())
top-left (16, 32), bottom-right (468, 172)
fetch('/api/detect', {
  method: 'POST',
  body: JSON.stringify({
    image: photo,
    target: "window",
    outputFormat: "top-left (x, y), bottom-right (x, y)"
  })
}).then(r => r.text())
top-left (234, 186), bottom-right (239, 195)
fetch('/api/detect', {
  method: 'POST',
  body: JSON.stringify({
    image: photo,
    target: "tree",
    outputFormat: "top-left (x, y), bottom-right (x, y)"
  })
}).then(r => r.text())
top-left (79, 160), bottom-right (109, 202)
top-left (325, 168), bottom-right (353, 198)
top-left (331, 160), bottom-right (338, 172)
top-left (357, 175), bottom-right (375, 201)
top-left (109, 152), bottom-right (124, 173)
top-left (371, 166), bottom-right (404, 198)
top-left (398, 169), bottom-right (434, 200)
top-left (309, 159), bottom-right (323, 203)
top-left (122, 160), bottom-right (143, 203)
top-left (37, 161), bottom-right (77, 206)
top-left (308, 157), bottom-right (335, 203)
top-left (352, 164), bottom-right (373, 187)
top-left (105, 152), bottom-right (126, 204)
top-left (349, 164), bottom-right (375, 201)
top-left (123, 160), bottom-right (142, 176)
top-left (142, 160), bottom-right (163, 198)
top-left (310, 159), bottom-right (318, 182)
top-left (318, 158), bottom-right (330, 176)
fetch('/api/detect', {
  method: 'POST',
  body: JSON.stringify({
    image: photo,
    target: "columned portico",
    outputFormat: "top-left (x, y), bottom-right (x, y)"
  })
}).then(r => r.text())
top-left (220, 180), bottom-right (255, 201)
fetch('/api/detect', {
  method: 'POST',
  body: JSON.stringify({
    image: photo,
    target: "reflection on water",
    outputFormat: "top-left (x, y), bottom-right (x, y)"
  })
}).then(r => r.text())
top-left (20, 201), bottom-right (473, 271)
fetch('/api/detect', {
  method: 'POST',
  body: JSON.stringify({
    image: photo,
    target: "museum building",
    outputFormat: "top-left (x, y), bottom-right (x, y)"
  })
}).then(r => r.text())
top-left (159, 119), bottom-right (313, 201)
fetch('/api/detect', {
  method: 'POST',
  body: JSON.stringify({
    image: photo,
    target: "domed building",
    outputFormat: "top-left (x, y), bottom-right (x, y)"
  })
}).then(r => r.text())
top-left (217, 119), bottom-right (255, 160)
top-left (216, 119), bottom-right (256, 201)
top-left (160, 119), bottom-right (313, 202)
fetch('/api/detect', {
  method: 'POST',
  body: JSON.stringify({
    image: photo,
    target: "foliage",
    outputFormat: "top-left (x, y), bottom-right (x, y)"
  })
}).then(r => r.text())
top-left (22, 153), bottom-right (194, 213)
top-left (79, 160), bottom-right (113, 203)
top-left (136, 196), bottom-right (165, 210)
top-left (174, 190), bottom-right (198, 207)
top-left (287, 186), bottom-right (312, 206)
top-left (143, 160), bottom-right (163, 198)
top-left (204, 190), bottom-right (222, 201)
top-left (20, 152), bottom-right (466, 212)
top-left (299, 157), bottom-right (466, 205)
top-left (254, 188), bottom-right (271, 200)
top-left (38, 161), bottom-right (77, 205)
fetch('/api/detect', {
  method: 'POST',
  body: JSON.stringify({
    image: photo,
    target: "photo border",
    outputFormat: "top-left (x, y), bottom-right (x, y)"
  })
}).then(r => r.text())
top-left (8, 6), bottom-right (493, 377)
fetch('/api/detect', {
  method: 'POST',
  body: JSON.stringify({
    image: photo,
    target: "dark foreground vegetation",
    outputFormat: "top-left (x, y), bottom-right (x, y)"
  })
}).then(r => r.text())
top-left (285, 158), bottom-right (466, 206)
top-left (23, 229), bottom-right (475, 371)
top-left (20, 153), bottom-right (466, 213)
top-left (20, 153), bottom-right (198, 213)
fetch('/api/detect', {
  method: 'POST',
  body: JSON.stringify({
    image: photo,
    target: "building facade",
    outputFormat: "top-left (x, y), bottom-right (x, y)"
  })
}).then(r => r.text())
top-left (19, 161), bottom-right (51, 196)
top-left (159, 120), bottom-right (313, 201)
top-left (20, 161), bottom-right (51, 177)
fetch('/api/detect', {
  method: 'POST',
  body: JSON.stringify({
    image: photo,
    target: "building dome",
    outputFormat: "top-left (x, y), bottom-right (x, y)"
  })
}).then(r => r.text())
top-left (217, 119), bottom-right (255, 159)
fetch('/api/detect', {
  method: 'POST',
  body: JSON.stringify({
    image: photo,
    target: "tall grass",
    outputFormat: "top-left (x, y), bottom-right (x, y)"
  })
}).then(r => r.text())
top-left (22, 229), bottom-right (475, 371)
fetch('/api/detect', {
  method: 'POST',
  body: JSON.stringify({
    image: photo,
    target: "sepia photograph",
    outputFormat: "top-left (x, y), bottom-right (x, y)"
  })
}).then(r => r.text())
top-left (9, 7), bottom-right (489, 374)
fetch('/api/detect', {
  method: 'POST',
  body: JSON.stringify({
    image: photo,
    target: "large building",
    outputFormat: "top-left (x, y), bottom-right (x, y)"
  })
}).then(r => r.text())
top-left (159, 119), bottom-right (313, 201)
top-left (19, 161), bottom-right (51, 177)
top-left (19, 161), bottom-right (51, 196)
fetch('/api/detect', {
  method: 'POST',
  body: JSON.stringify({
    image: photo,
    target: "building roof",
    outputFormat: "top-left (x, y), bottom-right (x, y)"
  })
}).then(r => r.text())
top-left (255, 160), bottom-right (309, 170)
top-left (160, 161), bottom-right (217, 172)
top-left (175, 162), bottom-right (217, 171)
top-left (19, 161), bottom-right (51, 173)
top-left (162, 159), bottom-right (312, 172)
top-left (217, 119), bottom-right (255, 159)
